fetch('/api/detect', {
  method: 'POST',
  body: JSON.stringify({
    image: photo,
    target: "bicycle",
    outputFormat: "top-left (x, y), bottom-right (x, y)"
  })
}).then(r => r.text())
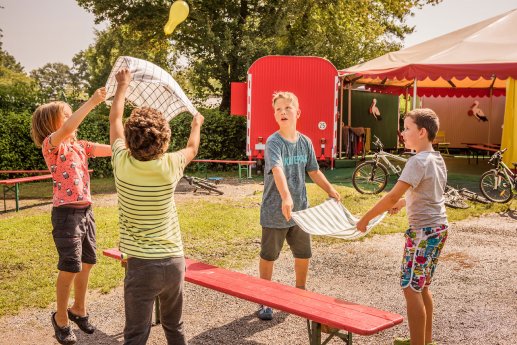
top-left (182, 175), bottom-right (224, 195)
top-left (352, 136), bottom-right (492, 207)
top-left (352, 136), bottom-right (409, 194)
top-left (479, 148), bottom-right (516, 203)
top-left (443, 185), bottom-right (491, 209)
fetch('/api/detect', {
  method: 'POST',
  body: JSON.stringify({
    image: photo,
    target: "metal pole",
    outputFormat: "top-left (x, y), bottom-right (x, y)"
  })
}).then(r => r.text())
top-left (348, 83), bottom-right (352, 126)
top-left (339, 77), bottom-right (344, 159)
top-left (412, 78), bottom-right (418, 109)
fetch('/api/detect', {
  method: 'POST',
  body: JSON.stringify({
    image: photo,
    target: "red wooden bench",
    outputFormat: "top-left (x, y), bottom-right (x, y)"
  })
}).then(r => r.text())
top-left (103, 248), bottom-right (403, 344)
top-left (0, 170), bottom-right (93, 212)
top-left (191, 160), bottom-right (257, 179)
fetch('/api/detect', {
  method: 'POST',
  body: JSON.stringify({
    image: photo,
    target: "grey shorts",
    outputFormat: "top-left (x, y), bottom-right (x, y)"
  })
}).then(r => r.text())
top-left (51, 205), bottom-right (97, 273)
top-left (260, 225), bottom-right (312, 261)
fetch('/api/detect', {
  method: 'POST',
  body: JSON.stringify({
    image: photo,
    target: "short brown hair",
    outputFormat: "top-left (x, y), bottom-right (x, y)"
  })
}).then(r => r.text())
top-left (405, 108), bottom-right (440, 141)
top-left (31, 101), bottom-right (67, 147)
top-left (272, 91), bottom-right (299, 109)
top-left (124, 107), bottom-right (171, 161)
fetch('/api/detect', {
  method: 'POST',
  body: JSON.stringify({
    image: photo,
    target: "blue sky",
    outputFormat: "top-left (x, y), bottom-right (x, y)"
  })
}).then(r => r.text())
top-left (0, 0), bottom-right (516, 72)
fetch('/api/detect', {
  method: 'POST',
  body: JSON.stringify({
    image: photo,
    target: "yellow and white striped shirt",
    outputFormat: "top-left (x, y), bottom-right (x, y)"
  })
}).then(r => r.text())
top-left (111, 139), bottom-right (185, 259)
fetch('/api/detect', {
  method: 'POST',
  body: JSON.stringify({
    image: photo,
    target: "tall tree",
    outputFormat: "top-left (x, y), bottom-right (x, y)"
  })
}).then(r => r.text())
top-left (73, 25), bottom-right (172, 94)
top-left (76, 0), bottom-right (441, 111)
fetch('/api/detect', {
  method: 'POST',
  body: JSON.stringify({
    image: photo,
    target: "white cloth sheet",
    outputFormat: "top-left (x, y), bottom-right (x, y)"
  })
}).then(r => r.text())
top-left (291, 199), bottom-right (386, 240)
top-left (105, 56), bottom-right (197, 121)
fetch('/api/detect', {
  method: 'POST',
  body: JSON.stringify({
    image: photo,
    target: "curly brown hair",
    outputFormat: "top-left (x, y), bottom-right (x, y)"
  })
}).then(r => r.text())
top-left (124, 107), bottom-right (171, 161)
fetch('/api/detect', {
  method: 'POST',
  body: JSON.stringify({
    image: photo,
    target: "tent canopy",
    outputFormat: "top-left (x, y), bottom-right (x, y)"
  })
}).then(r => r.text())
top-left (340, 9), bottom-right (517, 97)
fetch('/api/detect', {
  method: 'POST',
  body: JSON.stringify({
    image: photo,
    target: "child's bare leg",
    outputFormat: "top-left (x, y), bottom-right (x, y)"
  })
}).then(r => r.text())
top-left (259, 258), bottom-right (274, 280)
top-left (55, 270), bottom-right (76, 326)
top-left (70, 263), bottom-right (94, 316)
top-left (294, 258), bottom-right (309, 289)
top-left (403, 287), bottom-right (426, 345)
top-left (422, 286), bottom-right (433, 344)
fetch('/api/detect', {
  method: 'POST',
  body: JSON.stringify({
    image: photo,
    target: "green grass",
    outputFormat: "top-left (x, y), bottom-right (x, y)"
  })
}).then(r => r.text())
top-left (0, 172), bottom-right (514, 318)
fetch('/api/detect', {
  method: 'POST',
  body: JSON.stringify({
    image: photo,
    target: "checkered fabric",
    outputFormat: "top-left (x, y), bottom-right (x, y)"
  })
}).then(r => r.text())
top-left (291, 199), bottom-right (386, 240)
top-left (105, 56), bottom-right (197, 121)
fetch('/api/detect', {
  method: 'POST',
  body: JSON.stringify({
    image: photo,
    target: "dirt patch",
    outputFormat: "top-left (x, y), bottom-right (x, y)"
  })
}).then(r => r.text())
top-left (1, 185), bottom-right (517, 344)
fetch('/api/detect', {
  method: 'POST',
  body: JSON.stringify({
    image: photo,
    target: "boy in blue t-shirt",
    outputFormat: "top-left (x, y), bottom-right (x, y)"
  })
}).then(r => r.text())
top-left (257, 91), bottom-right (340, 320)
top-left (357, 108), bottom-right (448, 345)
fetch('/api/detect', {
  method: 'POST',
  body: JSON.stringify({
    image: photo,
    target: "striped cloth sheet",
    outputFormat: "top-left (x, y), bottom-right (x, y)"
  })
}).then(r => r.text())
top-left (291, 199), bottom-right (386, 240)
top-left (105, 56), bottom-right (197, 121)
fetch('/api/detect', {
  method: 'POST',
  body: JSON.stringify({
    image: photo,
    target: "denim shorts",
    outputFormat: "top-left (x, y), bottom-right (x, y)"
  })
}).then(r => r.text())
top-left (51, 205), bottom-right (97, 273)
top-left (260, 225), bottom-right (312, 261)
top-left (400, 224), bottom-right (448, 292)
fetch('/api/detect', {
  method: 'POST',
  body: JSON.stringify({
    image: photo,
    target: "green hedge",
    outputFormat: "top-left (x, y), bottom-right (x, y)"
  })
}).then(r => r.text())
top-left (0, 107), bottom-right (246, 176)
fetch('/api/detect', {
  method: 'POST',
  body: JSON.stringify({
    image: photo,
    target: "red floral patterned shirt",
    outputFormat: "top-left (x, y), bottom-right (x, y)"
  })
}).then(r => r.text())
top-left (42, 135), bottom-right (95, 206)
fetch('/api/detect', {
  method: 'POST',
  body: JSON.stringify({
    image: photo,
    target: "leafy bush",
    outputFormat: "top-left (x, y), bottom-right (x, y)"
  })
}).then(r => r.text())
top-left (169, 108), bottom-right (247, 170)
top-left (0, 107), bottom-right (247, 176)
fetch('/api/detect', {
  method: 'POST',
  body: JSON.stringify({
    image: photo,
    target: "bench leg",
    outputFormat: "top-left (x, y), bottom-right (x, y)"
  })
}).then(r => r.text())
top-left (307, 320), bottom-right (353, 345)
top-left (15, 183), bottom-right (19, 212)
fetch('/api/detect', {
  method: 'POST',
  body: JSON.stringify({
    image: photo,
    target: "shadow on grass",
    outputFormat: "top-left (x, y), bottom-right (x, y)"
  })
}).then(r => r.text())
top-left (1, 200), bottom-right (52, 214)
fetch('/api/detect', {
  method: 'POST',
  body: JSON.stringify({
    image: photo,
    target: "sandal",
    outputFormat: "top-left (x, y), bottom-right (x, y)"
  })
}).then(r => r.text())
top-left (51, 312), bottom-right (77, 345)
top-left (67, 309), bottom-right (95, 334)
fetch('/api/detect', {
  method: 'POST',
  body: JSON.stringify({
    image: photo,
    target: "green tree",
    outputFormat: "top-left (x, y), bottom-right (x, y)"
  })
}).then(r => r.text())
top-left (76, 0), bottom-right (441, 111)
top-left (30, 62), bottom-right (82, 102)
top-left (73, 25), bottom-right (173, 94)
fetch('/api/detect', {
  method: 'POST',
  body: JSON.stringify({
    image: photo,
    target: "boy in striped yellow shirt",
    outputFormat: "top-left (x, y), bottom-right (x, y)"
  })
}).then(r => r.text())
top-left (109, 68), bottom-right (204, 345)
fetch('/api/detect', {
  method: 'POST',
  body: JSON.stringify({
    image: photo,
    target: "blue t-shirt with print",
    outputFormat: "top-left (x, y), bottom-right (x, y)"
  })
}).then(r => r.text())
top-left (260, 131), bottom-right (319, 228)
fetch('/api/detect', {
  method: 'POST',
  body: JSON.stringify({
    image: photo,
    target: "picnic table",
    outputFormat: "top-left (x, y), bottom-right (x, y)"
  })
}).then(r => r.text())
top-left (462, 143), bottom-right (500, 164)
top-left (0, 169), bottom-right (93, 212)
top-left (191, 159), bottom-right (256, 179)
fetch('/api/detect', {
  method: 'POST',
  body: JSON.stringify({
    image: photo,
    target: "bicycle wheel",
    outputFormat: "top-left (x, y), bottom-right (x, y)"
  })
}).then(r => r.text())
top-left (458, 188), bottom-right (491, 204)
top-left (193, 179), bottom-right (224, 195)
top-left (479, 170), bottom-right (512, 203)
top-left (352, 161), bottom-right (388, 194)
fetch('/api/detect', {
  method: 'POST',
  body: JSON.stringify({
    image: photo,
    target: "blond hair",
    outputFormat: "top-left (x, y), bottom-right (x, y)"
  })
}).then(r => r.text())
top-left (31, 101), bottom-right (67, 147)
top-left (405, 108), bottom-right (440, 141)
top-left (272, 91), bottom-right (299, 109)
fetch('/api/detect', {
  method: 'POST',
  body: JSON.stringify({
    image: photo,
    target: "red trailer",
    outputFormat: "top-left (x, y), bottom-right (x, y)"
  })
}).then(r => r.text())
top-left (231, 56), bottom-right (339, 168)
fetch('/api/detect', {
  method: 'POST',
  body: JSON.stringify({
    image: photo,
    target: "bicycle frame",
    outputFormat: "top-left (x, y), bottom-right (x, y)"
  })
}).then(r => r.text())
top-left (493, 160), bottom-right (516, 190)
top-left (371, 150), bottom-right (408, 176)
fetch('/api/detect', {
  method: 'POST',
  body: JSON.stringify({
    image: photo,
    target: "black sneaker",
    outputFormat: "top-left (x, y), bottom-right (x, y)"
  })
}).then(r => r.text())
top-left (68, 309), bottom-right (95, 334)
top-left (257, 305), bottom-right (273, 320)
top-left (51, 312), bottom-right (77, 345)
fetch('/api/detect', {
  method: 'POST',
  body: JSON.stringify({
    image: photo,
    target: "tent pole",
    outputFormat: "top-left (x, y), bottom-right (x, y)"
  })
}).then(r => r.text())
top-left (348, 83), bottom-right (352, 127)
top-left (412, 78), bottom-right (418, 109)
top-left (339, 77), bottom-right (344, 159)
top-left (488, 86), bottom-right (493, 144)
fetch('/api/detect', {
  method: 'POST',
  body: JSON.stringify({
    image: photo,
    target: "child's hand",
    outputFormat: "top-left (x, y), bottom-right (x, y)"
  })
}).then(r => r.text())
top-left (328, 188), bottom-right (341, 202)
top-left (282, 195), bottom-right (294, 221)
top-left (356, 217), bottom-right (368, 232)
top-left (115, 68), bottom-right (132, 86)
top-left (192, 113), bottom-right (204, 128)
top-left (388, 199), bottom-right (405, 215)
top-left (91, 87), bottom-right (106, 105)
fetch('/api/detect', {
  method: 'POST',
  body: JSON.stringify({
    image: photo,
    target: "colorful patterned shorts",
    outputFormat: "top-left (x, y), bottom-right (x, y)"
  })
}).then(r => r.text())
top-left (400, 225), bottom-right (448, 292)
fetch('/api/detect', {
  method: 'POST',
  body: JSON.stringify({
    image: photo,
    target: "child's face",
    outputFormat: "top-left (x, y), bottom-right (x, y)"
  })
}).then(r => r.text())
top-left (273, 98), bottom-right (300, 129)
top-left (58, 105), bottom-right (73, 128)
top-left (402, 117), bottom-right (425, 150)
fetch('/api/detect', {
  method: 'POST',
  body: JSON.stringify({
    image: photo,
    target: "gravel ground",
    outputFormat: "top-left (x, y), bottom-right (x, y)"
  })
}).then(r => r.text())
top-left (1, 184), bottom-right (516, 345)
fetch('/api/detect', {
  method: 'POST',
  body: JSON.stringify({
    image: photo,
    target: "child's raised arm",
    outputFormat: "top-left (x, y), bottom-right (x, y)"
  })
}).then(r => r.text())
top-left (51, 87), bottom-right (106, 147)
top-left (109, 69), bottom-right (131, 145)
top-left (181, 113), bottom-right (204, 164)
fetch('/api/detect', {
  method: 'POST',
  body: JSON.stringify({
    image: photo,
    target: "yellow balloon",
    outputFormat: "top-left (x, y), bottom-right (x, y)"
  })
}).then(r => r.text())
top-left (164, 0), bottom-right (189, 35)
